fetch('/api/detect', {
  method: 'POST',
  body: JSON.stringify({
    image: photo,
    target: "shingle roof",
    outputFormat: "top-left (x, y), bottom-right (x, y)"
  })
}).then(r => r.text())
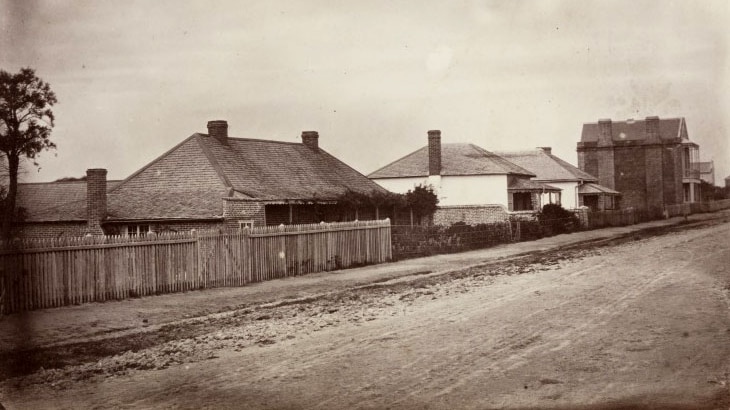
top-left (199, 134), bottom-right (386, 200)
top-left (508, 178), bottom-right (560, 191)
top-left (495, 149), bottom-right (597, 182)
top-left (18, 131), bottom-right (387, 223)
top-left (18, 180), bottom-right (121, 222)
top-left (368, 143), bottom-right (534, 179)
top-left (580, 117), bottom-right (686, 143)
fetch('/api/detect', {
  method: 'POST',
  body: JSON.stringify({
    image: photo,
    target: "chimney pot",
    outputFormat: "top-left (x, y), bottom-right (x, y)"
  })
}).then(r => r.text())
top-left (86, 168), bottom-right (107, 235)
top-left (207, 120), bottom-right (228, 144)
top-left (302, 131), bottom-right (319, 150)
top-left (427, 130), bottom-right (441, 176)
top-left (539, 147), bottom-right (552, 155)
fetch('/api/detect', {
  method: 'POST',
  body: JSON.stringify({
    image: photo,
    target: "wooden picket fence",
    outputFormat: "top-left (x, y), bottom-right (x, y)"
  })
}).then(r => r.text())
top-left (0, 219), bottom-right (392, 314)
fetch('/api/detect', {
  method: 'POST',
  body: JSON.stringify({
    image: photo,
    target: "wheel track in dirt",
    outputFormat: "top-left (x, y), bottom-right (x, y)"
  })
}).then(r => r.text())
top-left (317, 225), bottom-right (726, 408)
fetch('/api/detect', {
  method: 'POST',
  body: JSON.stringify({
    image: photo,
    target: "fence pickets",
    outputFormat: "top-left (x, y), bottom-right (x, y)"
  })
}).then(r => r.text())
top-left (0, 220), bottom-right (392, 314)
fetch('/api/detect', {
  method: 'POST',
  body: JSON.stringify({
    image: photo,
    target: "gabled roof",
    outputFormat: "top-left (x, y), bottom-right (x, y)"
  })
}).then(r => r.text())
top-left (368, 143), bottom-right (534, 179)
top-left (580, 117), bottom-right (688, 143)
top-left (495, 149), bottom-right (596, 182)
top-left (18, 180), bottom-right (121, 222)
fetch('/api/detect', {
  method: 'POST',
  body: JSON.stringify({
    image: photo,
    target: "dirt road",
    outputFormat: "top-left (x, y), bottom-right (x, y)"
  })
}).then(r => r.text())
top-left (2, 219), bottom-right (730, 409)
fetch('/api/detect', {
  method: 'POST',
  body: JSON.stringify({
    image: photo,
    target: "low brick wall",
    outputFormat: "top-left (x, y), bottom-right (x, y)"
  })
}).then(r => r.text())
top-left (433, 205), bottom-right (509, 226)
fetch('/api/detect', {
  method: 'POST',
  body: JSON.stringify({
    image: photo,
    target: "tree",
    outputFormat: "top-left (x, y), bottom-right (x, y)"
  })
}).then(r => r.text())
top-left (0, 67), bottom-right (57, 238)
top-left (404, 184), bottom-right (439, 225)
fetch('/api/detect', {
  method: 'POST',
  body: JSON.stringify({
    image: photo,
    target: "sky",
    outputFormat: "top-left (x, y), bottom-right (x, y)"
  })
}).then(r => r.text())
top-left (2, 0), bottom-right (729, 184)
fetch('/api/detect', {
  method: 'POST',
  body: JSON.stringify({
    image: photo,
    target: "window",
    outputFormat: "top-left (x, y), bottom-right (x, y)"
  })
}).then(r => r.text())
top-left (512, 192), bottom-right (534, 211)
top-left (125, 224), bottom-right (150, 236)
top-left (238, 220), bottom-right (254, 229)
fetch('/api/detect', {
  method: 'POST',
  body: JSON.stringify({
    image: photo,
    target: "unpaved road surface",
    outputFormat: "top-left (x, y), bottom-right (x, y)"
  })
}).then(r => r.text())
top-left (1, 219), bottom-right (730, 409)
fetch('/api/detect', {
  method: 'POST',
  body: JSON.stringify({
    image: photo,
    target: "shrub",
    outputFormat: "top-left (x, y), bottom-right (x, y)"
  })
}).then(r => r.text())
top-left (538, 204), bottom-right (580, 235)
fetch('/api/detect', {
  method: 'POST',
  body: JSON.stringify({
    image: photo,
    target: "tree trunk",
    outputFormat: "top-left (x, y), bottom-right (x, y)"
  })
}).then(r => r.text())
top-left (1, 153), bottom-right (20, 239)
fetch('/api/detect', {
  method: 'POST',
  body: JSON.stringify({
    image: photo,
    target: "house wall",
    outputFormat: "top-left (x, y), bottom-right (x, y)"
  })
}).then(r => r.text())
top-left (223, 199), bottom-right (267, 228)
top-left (372, 174), bottom-right (509, 208)
top-left (12, 222), bottom-right (88, 239)
top-left (103, 221), bottom-right (225, 235)
top-left (579, 142), bottom-right (691, 212)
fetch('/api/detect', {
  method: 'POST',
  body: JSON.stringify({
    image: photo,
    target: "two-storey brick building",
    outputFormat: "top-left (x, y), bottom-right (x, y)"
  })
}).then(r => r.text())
top-left (577, 116), bottom-right (701, 216)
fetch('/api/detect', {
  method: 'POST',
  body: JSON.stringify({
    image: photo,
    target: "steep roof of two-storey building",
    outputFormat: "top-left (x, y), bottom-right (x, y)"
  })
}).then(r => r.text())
top-left (580, 117), bottom-right (693, 144)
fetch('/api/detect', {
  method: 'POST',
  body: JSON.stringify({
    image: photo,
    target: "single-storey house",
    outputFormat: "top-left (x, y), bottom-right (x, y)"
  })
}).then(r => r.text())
top-left (368, 130), bottom-right (560, 225)
top-left (495, 147), bottom-right (619, 210)
top-left (13, 120), bottom-right (390, 239)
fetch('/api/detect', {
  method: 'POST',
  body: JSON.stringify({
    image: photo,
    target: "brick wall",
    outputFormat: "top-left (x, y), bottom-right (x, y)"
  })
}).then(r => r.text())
top-left (433, 205), bottom-right (509, 225)
top-left (223, 199), bottom-right (266, 228)
top-left (13, 222), bottom-right (88, 239)
top-left (101, 221), bottom-right (224, 235)
top-left (264, 204), bottom-right (379, 226)
top-left (644, 145), bottom-right (664, 214)
top-left (613, 146), bottom-right (647, 210)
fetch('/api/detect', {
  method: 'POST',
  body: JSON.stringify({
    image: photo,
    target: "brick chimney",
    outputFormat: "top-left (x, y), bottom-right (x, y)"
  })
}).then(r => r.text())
top-left (86, 168), bottom-right (107, 235)
top-left (207, 120), bottom-right (228, 145)
top-left (428, 130), bottom-right (441, 176)
top-left (645, 116), bottom-right (660, 142)
top-left (539, 147), bottom-right (552, 155)
top-left (598, 119), bottom-right (613, 147)
top-left (302, 131), bottom-right (319, 151)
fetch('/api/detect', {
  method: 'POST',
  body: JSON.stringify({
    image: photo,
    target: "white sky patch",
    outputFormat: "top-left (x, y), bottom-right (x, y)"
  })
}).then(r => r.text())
top-left (426, 46), bottom-right (453, 74)
top-left (1, 0), bottom-right (729, 183)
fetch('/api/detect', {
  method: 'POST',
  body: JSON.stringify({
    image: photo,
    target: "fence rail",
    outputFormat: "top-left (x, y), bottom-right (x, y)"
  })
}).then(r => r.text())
top-left (0, 220), bottom-right (391, 314)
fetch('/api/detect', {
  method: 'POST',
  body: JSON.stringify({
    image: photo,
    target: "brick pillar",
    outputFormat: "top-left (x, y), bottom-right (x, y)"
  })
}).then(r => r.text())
top-left (302, 131), bottom-right (319, 151)
top-left (86, 168), bottom-right (107, 235)
top-left (428, 130), bottom-right (441, 176)
top-left (596, 119), bottom-right (615, 190)
top-left (644, 116), bottom-right (664, 215)
top-left (645, 116), bottom-right (660, 142)
top-left (207, 120), bottom-right (228, 145)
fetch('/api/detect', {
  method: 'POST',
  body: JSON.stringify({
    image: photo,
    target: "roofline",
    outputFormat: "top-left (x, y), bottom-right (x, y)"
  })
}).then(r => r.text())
top-left (368, 143), bottom-right (536, 178)
top-left (367, 146), bottom-right (425, 177)
top-left (582, 116), bottom-right (685, 126)
top-left (108, 134), bottom-right (199, 193)
top-left (104, 217), bottom-right (223, 223)
top-left (316, 149), bottom-right (390, 194)
top-left (371, 171), bottom-right (535, 179)
top-left (195, 134), bottom-right (234, 194)
top-left (18, 180), bottom-right (123, 186)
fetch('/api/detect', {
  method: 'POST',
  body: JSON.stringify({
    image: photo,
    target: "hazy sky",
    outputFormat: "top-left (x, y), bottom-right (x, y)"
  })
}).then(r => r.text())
top-left (2, 0), bottom-right (729, 183)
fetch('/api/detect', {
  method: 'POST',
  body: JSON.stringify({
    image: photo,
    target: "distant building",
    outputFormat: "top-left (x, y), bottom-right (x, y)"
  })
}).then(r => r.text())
top-left (577, 116), bottom-right (701, 216)
top-left (369, 130), bottom-right (559, 225)
top-left (698, 161), bottom-right (714, 185)
top-left (495, 147), bottom-right (619, 211)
